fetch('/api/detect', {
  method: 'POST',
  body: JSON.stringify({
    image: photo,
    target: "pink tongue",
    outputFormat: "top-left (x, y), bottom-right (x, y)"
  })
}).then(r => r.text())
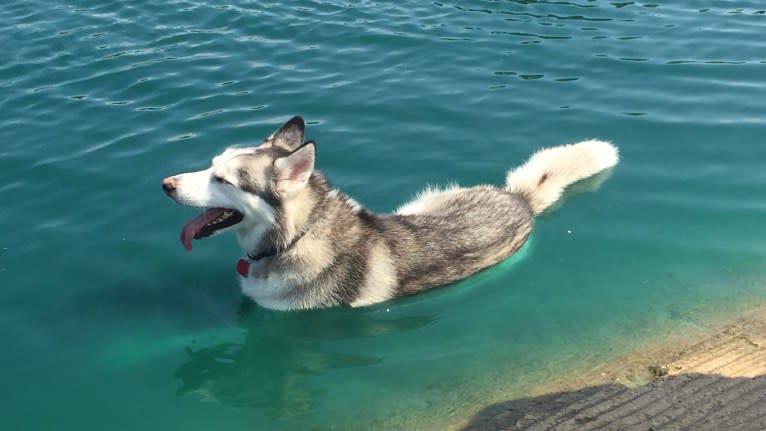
top-left (180, 208), bottom-right (227, 251)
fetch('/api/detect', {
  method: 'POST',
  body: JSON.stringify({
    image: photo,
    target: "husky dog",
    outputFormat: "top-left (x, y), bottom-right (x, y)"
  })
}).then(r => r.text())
top-left (162, 116), bottom-right (618, 310)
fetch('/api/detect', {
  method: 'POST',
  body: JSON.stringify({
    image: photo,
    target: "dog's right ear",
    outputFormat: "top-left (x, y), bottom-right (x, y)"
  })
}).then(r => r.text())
top-left (272, 141), bottom-right (316, 195)
top-left (261, 116), bottom-right (305, 151)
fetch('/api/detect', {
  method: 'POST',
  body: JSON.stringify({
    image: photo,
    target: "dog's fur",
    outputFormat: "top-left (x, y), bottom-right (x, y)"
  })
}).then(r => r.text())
top-left (163, 117), bottom-right (618, 310)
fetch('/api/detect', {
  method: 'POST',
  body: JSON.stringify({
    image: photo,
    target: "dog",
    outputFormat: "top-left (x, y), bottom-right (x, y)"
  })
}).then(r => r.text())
top-left (162, 116), bottom-right (618, 310)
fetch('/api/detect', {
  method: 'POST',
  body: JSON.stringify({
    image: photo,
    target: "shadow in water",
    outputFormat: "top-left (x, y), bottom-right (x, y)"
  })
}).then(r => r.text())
top-left (463, 372), bottom-right (766, 430)
top-left (174, 300), bottom-right (435, 418)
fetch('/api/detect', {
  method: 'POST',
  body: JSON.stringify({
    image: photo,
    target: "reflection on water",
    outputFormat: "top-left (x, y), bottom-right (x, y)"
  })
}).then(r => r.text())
top-left (174, 301), bottom-right (434, 417)
top-left (540, 167), bottom-right (615, 216)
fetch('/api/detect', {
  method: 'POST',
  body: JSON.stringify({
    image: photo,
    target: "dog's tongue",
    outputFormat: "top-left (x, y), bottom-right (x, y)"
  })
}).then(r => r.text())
top-left (180, 208), bottom-right (227, 251)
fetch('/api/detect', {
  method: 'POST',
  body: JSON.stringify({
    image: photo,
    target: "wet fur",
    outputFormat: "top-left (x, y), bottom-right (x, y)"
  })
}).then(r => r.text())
top-left (165, 117), bottom-right (618, 310)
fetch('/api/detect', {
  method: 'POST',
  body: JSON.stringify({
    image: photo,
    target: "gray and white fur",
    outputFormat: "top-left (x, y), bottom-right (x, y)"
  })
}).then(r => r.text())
top-left (162, 116), bottom-right (619, 310)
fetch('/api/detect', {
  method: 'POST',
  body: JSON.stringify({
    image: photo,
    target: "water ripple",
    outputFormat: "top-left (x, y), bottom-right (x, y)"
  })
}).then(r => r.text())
top-left (2, 1), bottom-right (766, 430)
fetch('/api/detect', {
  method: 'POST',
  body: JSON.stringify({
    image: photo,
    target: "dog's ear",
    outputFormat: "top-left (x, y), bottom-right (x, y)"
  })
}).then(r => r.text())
top-left (273, 141), bottom-right (315, 194)
top-left (262, 116), bottom-right (305, 151)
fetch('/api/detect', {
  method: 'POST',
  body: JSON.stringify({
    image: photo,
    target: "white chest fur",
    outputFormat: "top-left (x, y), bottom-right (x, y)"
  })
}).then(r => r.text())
top-left (239, 271), bottom-right (295, 310)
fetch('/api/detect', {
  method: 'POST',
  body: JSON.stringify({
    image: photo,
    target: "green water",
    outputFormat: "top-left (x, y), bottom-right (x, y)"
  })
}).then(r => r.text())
top-left (3, 1), bottom-right (766, 429)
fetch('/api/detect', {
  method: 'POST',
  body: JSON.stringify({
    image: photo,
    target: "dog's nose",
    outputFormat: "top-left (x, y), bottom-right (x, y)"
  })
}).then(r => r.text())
top-left (162, 176), bottom-right (177, 196)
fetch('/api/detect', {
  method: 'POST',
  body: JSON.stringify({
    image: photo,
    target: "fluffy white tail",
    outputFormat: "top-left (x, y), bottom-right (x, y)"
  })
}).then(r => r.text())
top-left (506, 140), bottom-right (619, 215)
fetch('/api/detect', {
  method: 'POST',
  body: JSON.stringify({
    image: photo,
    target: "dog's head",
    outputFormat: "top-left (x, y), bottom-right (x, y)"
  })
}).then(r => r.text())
top-left (162, 116), bottom-right (316, 250)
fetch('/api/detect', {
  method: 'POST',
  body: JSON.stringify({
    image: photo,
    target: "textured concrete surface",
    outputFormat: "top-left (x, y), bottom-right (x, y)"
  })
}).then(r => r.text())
top-left (463, 308), bottom-right (766, 431)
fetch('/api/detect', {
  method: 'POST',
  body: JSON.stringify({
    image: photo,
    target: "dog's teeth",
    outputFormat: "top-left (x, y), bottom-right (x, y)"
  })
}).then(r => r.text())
top-left (205, 211), bottom-right (234, 228)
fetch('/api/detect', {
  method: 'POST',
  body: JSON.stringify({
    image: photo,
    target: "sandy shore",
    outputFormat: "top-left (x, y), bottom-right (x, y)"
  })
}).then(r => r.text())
top-left (461, 307), bottom-right (766, 430)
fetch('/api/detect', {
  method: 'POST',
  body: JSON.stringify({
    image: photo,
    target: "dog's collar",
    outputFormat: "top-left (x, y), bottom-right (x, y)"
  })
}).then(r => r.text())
top-left (246, 249), bottom-right (274, 261)
top-left (236, 227), bottom-right (311, 278)
top-left (246, 227), bottom-right (310, 262)
top-left (237, 195), bottom-right (326, 277)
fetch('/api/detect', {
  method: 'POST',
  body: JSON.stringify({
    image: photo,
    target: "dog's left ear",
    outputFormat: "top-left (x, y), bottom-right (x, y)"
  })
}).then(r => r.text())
top-left (273, 141), bottom-right (315, 194)
top-left (262, 116), bottom-right (305, 151)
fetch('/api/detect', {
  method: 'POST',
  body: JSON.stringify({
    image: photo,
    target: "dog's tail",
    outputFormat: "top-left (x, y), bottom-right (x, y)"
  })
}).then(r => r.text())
top-left (505, 140), bottom-right (619, 215)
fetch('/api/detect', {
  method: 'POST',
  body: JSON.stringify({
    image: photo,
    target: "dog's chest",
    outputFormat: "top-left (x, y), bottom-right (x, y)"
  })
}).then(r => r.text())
top-left (239, 271), bottom-right (295, 310)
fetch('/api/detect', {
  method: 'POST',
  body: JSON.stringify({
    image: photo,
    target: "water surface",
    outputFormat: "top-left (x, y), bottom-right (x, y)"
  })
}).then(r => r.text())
top-left (2, 1), bottom-right (766, 429)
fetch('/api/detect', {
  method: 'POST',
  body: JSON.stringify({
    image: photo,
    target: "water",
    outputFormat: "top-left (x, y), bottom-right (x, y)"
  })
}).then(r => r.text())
top-left (2, 1), bottom-right (766, 429)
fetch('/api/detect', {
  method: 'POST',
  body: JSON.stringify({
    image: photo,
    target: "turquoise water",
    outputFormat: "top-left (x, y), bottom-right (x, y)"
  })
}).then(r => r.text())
top-left (3, 1), bottom-right (766, 429)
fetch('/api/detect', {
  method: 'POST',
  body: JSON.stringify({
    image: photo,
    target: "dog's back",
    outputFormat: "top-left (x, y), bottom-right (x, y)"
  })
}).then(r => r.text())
top-left (378, 140), bottom-right (619, 298)
top-left (382, 187), bottom-right (534, 295)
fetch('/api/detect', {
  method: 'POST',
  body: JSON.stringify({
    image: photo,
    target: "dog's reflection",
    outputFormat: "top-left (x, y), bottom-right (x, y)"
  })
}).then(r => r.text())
top-left (539, 167), bottom-right (616, 217)
top-left (174, 301), bottom-right (434, 417)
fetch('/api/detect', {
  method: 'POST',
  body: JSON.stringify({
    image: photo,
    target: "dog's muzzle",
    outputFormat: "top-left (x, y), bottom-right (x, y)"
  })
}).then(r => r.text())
top-left (162, 176), bottom-right (177, 196)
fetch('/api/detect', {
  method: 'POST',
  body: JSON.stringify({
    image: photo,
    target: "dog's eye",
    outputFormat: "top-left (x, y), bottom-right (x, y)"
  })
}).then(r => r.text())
top-left (213, 175), bottom-right (233, 186)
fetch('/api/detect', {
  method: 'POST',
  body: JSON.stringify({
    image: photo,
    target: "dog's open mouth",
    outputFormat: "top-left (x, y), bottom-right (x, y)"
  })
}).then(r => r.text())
top-left (180, 207), bottom-right (244, 251)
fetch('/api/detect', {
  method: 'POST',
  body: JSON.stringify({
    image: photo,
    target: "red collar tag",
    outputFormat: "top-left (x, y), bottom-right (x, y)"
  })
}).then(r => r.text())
top-left (236, 259), bottom-right (250, 277)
